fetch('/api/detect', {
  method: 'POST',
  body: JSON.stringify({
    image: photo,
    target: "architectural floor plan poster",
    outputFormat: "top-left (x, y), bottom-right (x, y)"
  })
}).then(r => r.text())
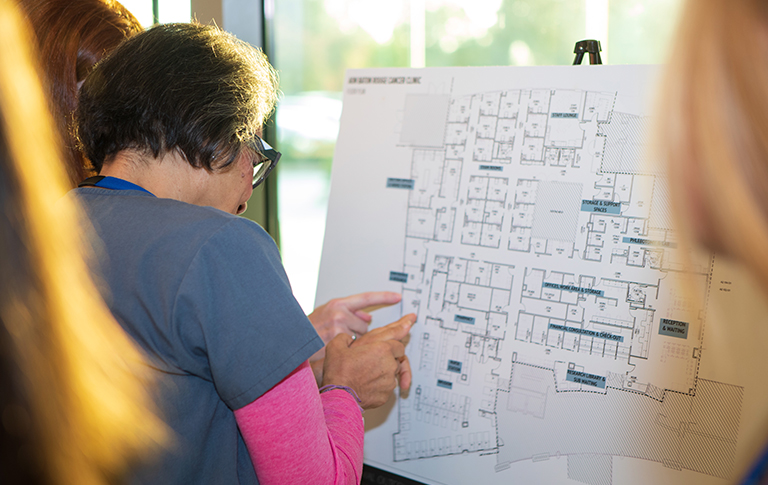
top-left (315, 65), bottom-right (767, 485)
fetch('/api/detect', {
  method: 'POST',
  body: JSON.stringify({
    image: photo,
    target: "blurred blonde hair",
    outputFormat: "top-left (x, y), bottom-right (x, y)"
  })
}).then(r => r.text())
top-left (0, 1), bottom-right (165, 483)
top-left (657, 0), bottom-right (768, 290)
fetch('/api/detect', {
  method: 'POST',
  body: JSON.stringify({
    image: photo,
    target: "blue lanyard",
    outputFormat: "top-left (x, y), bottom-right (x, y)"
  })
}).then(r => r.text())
top-left (78, 176), bottom-right (155, 196)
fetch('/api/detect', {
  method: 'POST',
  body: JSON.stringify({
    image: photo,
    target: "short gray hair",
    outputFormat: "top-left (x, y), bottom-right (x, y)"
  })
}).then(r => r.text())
top-left (77, 22), bottom-right (279, 172)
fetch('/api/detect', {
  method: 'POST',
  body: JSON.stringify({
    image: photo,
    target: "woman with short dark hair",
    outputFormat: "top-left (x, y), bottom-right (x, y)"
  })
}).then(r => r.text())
top-left (72, 22), bottom-right (415, 485)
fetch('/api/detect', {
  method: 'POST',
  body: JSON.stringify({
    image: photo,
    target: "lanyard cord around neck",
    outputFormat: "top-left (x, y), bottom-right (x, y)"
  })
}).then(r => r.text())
top-left (78, 176), bottom-right (155, 197)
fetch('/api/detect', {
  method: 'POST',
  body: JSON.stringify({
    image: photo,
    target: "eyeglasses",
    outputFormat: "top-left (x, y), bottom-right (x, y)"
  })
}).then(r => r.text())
top-left (248, 135), bottom-right (281, 188)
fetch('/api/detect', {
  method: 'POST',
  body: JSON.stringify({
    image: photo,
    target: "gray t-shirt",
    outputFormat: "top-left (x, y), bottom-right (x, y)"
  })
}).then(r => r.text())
top-left (73, 187), bottom-right (323, 484)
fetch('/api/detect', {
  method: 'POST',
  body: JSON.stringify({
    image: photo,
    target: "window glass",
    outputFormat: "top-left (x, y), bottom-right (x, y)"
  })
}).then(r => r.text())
top-left (120, 0), bottom-right (191, 27)
top-left (607, 0), bottom-right (683, 64)
top-left (158, 0), bottom-right (191, 23)
top-left (120, 0), bottom-right (154, 26)
top-left (424, 1), bottom-right (586, 67)
top-left (274, 0), bottom-right (682, 313)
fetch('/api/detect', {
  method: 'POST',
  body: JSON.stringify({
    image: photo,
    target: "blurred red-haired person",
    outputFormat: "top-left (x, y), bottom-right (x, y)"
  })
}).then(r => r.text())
top-left (17, 0), bottom-right (142, 187)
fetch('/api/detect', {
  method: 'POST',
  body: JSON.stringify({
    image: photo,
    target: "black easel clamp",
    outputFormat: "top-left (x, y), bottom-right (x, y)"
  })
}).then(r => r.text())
top-left (573, 40), bottom-right (603, 65)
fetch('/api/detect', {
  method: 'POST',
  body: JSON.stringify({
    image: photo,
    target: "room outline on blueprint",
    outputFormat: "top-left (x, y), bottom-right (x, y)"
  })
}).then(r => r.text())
top-left (317, 65), bottom-right (743, 485)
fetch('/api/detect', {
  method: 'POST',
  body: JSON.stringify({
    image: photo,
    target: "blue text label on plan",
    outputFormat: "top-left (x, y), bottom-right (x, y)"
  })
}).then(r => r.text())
top-left (566, 369), bottom-right (606, 389)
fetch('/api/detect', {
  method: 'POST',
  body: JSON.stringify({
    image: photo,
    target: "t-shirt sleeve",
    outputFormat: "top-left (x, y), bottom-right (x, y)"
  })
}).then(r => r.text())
top-left (171, 218), bottom-right (323, 410)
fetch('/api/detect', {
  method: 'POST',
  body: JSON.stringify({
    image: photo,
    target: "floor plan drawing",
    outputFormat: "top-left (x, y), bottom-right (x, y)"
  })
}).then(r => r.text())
top-left (316, 66), bottom-right (745, 485)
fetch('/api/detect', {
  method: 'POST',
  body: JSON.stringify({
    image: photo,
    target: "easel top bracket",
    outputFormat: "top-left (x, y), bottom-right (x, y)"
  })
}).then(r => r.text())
top-left (573, 39), bottom-right (603, 65)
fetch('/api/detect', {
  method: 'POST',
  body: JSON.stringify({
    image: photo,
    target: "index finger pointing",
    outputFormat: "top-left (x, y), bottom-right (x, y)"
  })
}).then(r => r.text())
top-left (338, 291), bottom-right (402, 313)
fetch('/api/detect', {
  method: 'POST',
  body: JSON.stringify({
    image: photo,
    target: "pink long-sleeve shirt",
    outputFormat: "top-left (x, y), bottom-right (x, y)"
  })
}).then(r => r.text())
top-left (233, 361), bottom-right (364, 484)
